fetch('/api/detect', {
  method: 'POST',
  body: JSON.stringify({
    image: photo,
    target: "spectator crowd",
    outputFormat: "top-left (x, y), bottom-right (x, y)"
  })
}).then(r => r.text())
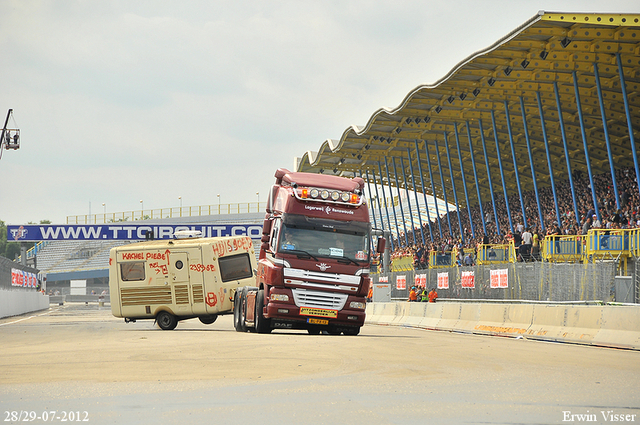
top-left (384, 167), bottom-right (640, 269)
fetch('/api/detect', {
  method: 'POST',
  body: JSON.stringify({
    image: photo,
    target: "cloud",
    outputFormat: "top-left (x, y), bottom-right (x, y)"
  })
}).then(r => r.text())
top-left (1, 0), bottom-right (638, 224)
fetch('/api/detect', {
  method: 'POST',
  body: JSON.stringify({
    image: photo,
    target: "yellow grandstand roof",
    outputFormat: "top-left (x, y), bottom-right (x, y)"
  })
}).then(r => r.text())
top-left (295, 11), bottom-right (640, 209)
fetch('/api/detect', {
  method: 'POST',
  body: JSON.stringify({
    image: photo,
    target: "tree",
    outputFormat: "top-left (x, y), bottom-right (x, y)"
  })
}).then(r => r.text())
top-left (0, 219), bottom-right (49, 259)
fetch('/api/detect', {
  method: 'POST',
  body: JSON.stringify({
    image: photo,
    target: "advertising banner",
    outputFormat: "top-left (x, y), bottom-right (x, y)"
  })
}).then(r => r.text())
top-left (7, 224), bottom-right (263, 242)
top-left (437, 272), bottom-right (449, 289)
top-left (396, 275), bottom-right (406, 290)
top-left (461, 271), bottom-right (475, 288)
top-left (414, 274), bottom-right (427, 288)
top-left (490, 269), bottom-right (509, 288)
top-left (378, 276), bottom-right (388, 283)
top-left (11, 268), bottom-right (38, 288)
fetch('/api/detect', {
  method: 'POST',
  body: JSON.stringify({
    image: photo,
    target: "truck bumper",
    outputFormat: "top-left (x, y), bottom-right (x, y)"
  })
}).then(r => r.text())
top-left (265, 301), bottom-right (365, 328)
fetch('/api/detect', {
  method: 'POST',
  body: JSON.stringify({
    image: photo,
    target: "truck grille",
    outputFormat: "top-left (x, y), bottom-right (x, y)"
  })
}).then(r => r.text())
top-left (291, 289), bottom-right (348, 310)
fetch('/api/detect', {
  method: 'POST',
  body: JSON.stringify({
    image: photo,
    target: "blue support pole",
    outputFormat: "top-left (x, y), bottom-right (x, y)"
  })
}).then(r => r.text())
top-left (573, 71), bottom-right (601, 223)
top-left (443, 133), bottom-right (465, 242)
top-left (369, 168), bottom-right (385, 234)
top-left (360, 169), bottom-right (377, 251)
top-left (453, 125), bottom-right (475, 236)
top-left (536, 91), bottom-right (559, 230)
top-left (399, 156), bottom-right (416, 245)
top-left (414, 140), bottom-right (434, 242)
top-left (616, 53), bottom-right (640, 208)
top-left (434, 138), bottom-right (453, 237)
top-left (466, 121), bottom-right (484, 237)
top-left (504, 101), bottom-right (527, 229)
top-left (392, 157), bottom-right (410, 246)
top-left (377, 161), bottom-right (394, 252)
top-left (519, 97), bottom-right (544, 230)
top-left (491, 110), bottom-right (514, 233)
top-left (363, 169), bottom-right (378, 231)
top-left (384, 157), bottom-right (403, 247)
top-left (594, 62), bottom-right (620, 213)
top-left (478, 119), bottom-right (501, 236)
top-left (424, 141), bottom-right (444, 239)
top-left (554, 81), bottom-right (580, 227)
top-left (406, 147), bottom-right (426, 245)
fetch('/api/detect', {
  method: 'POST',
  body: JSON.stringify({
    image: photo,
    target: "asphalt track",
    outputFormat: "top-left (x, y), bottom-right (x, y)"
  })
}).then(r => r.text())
top-left (1, 303), bottom-right (639, 425)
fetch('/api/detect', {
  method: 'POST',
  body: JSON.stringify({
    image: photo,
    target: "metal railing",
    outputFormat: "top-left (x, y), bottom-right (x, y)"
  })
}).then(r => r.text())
top-left (542, 235), bottom-right (584, 263)
top-left (66, 202), bottom-right (267, 224)
top-left (476, 244), bottom-right (515, 265)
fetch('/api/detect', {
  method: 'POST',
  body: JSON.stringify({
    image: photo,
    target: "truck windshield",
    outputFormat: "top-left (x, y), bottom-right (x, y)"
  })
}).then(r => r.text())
top-left (277, 214), bottom-right (370, 263)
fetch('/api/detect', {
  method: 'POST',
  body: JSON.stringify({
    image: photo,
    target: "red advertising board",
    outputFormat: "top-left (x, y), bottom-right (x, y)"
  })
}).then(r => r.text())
top-left (437, 272), bottom-right (449, 289)
top-left (490, 269), bottom-right (509, 288)
top-left (461, 271), bottom-right (475, 288)
top-left (396, 275), bottom-right (406, 290)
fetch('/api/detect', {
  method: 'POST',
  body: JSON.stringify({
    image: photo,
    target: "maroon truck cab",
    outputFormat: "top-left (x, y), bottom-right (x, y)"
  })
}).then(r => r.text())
top-left (234, 168), bottom-right (384, 335)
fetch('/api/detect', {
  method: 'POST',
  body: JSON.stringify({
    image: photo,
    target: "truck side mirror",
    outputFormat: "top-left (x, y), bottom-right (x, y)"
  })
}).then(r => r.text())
top-left (376, 237), bottom-right (386, 254)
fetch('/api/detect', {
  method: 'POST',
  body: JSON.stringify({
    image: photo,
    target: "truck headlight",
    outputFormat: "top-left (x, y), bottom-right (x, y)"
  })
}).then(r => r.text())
top-left (270, 294), bottom-right (289, 302)
top-left (349, 301), bottom-right (365, 309)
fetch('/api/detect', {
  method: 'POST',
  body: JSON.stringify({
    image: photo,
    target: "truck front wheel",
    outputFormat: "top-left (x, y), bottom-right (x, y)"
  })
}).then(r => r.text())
top-left (254, 289), bottom-right (272, 334)
top-left (156, 311), bottom-right (177, 330)
top-left (233, 291), bottom-right (247, 332)
top-left (344, 327), bottom-right (360, 336)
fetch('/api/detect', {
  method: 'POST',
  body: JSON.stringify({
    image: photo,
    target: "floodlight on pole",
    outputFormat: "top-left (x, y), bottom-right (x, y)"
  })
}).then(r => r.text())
top-left (1, 109), bottom-right (20, 161)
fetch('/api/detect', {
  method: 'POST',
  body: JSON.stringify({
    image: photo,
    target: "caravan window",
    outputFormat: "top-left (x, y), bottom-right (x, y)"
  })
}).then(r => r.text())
top-left (120, 262), bottom-right (145, 281)
top-left (219, 253), bottom-right (253, 282)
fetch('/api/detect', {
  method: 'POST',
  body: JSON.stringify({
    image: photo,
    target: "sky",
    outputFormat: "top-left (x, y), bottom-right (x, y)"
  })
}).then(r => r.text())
top-left (1, 0), bottom-right (638, 225)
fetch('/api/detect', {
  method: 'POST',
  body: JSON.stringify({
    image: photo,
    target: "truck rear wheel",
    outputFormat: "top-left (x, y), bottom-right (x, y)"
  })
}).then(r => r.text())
top-left (199, 315), bottom-right (218, 325)
top-left (156, 311), bottom-right (177, 330)
top-left (254, 289), bottom-right (272, 334)
top-left (233, 291), bottom-right (247, 332)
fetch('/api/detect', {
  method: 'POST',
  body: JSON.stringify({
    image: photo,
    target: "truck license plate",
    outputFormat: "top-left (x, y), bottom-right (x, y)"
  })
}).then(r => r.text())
top-left (299, 307), bottom-right (338, 318)
top-left (308, 318), bottom-right (329, 325)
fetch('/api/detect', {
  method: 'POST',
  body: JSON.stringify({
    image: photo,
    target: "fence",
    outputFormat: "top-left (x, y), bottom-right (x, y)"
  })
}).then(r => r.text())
top-left (377, 260), bottom-right (629, 303)
top-left (66, 202), bottom-right (267, 224)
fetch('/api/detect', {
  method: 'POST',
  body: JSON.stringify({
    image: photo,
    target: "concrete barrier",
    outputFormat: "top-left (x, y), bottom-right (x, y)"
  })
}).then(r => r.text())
top-left (0, 289), bottom-right (49, 319)
top-left (420, 302), bottom-right (444, 329)
top-left (594, 306), bottom-right (640, 349)
top-left (365, 301), bottom-right (640, 350)
top-left (403, 302), bottom-right (427, 327)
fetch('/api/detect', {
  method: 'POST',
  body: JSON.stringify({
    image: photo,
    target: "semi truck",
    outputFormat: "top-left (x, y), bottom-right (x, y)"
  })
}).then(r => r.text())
top-left (109, 234), bottom-right (257, 330)
top-left (233, 168), bottom-right (385, 335)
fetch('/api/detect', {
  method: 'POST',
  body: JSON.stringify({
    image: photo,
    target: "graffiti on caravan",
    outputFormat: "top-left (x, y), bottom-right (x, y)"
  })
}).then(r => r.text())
top-left (6, 224), bottom-right (263, 241)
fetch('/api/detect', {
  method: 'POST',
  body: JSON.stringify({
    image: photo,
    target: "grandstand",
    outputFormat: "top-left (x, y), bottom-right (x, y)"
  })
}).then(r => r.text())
top-left (293, 11), bottom-right (640, 303)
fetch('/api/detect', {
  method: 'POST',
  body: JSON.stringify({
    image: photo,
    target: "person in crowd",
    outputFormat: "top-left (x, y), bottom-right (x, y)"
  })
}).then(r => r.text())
top-left (408, 286), bottom-right (418, 302)
top-left (420, 287), bottom-right (429, 302)
top-left (428, 288), bottom-right (438, 303)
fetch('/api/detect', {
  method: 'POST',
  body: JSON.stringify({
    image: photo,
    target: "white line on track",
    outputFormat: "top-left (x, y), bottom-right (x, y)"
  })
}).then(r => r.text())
top-left (0, 307), bottom-right (63, 327)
